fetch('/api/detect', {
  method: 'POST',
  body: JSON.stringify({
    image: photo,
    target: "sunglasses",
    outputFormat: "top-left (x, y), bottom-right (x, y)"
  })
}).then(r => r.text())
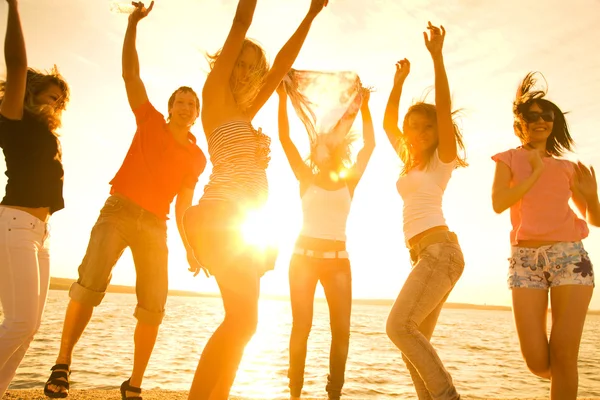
top-left (523, 110), bottom-right (555, 123)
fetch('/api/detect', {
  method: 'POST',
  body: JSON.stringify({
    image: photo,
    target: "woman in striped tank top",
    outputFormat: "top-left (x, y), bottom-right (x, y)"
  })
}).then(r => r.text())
top-left (183, 1), bottom-right (328, 398)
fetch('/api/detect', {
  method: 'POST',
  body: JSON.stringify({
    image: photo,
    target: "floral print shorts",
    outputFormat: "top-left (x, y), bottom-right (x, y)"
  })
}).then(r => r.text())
top-left (508, 241), bottom-right (594, 289)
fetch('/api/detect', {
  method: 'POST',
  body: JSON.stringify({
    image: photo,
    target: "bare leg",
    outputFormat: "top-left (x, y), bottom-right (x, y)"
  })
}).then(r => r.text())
top-left (548, 285), bottom-right (593, 400)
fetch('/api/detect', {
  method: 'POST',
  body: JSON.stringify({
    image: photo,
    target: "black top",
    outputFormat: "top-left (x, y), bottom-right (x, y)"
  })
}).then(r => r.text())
top-left (0, 112), bottom-right (65, 214)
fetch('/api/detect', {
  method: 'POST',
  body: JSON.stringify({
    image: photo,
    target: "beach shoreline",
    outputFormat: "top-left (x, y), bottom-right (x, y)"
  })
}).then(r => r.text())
top-left (3, 390), bottom-right (600, 400)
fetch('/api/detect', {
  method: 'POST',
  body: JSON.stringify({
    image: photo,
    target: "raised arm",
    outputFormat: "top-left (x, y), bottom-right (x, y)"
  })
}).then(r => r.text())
top-left (491, 151), bottom-right (543, 214)
top-left (247, 0), bottom-right (327, 119)
top-left (571, 162), bottom-right (600, 227)
top-left (277, 82), bottom-right (311, 182)
top-left (424, 22), bottom-right (455, 163)
top-left (383, 59), bottom-right (410, 154)
top-left (1, 0), bottom-right (27, 120)
top-left (122, 1), bottom-right (153, 110)
top-left (347, 89), bottom-right (375, 189)
top-left (203, 0), bottom-right (257, 98)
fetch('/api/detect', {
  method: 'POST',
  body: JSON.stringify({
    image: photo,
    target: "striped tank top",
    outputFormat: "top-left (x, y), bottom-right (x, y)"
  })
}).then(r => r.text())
top-left (200, 121), bottom-right (271, 207)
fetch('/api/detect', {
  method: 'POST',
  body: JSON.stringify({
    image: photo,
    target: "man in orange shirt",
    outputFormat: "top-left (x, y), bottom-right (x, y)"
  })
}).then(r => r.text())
top-left (43, 2), bottom-right (206, 398)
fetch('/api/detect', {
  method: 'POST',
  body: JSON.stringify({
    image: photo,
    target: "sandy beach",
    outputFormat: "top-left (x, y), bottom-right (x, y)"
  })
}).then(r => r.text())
top-left (3, 390), bottom-right (600, 400)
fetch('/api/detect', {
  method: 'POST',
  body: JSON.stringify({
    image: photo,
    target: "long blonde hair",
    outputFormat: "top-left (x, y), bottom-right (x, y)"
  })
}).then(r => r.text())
top-left (0, 65), bottom-right (70, 132)
top-left (398, 102), bottom-right (467, 175)
top-left (207, 38), bottom-right (269, 113)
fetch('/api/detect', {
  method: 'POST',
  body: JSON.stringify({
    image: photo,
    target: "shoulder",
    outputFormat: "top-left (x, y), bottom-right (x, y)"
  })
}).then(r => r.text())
top-left (133, 101), bottom-right (164, 125)
top-left (431, 149), bottom-right (456, 171)
top-left (491, 147), bottom-right (522, 167)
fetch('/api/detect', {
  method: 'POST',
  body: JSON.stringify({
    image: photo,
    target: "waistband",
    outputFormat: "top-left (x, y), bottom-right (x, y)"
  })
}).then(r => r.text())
top-left (0, 206), bottom-right (49, 235)
top-left (293, 247), bottom-right (349, 259)
top-left (409, 231), bottom-right (459, 261)
top-left (109, 194), bottom-right (165, 225)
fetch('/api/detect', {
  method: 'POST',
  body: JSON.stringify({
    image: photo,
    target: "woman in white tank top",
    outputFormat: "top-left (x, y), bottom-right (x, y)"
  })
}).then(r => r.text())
top-left (382, 23), bottom-right (467, 400)
top-left (276, 82), bottom-right (374, 400)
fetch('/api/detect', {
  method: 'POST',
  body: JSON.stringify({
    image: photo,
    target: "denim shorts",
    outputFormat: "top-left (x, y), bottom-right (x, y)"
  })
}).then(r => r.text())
top-left (69, 195), bottom-right (168, 325)
top-left (508, 241), bottom-right (594, 290)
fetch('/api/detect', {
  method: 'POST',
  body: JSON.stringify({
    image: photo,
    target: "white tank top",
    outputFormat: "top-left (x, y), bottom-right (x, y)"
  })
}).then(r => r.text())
top-left (396, 150), bottom-right (456, 244)
top-left (300, 185), bottom-right (352, 241)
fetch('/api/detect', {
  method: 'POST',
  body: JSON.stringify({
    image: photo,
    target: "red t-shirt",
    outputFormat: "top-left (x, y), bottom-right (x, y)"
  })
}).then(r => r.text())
top-left (109, 101), bottom-right (206, 220)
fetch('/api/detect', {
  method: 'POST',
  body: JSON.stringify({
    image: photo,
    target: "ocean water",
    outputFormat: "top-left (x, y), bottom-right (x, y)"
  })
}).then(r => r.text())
top-left (5, 290), bottom-right (600, 399)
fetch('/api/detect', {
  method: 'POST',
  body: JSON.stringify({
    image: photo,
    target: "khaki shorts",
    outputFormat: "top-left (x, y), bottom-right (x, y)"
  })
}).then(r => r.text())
top-left (69, 195), bottom-right (168, 325)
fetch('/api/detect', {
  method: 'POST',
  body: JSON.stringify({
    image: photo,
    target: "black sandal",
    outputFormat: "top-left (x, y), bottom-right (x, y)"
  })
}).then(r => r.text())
top-left (120, 378), bottom-right (143, 400)
top-left (43, 364), bottom-right (70, 398)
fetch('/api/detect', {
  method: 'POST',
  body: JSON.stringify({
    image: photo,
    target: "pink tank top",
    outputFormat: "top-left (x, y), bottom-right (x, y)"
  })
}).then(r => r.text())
top-left (492, 147), bottom-right (588, 245)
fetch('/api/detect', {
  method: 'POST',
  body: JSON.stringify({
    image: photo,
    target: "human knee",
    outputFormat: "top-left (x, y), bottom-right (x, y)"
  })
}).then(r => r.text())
top-left (523, 355), bottom-right (551, 378)
top-left (386, 314), bottom-right (416, 343)
top-left (0, 316), bottom-right (38, 342)
top-left (224, 310), bottom-right (258, 342)
top-left (291, 318), bottom-right (312, 340)
top-left (330, 321), bottom-right (350, 343)
top-left (550, 345), bottom-right (579, 372)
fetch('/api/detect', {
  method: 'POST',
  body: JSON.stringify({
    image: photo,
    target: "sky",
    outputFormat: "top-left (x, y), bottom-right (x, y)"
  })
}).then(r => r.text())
top-left (2, 0), bottom-right (600, 310)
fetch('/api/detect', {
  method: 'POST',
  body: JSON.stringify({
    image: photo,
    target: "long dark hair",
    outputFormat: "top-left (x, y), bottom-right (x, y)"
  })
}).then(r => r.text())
top-left (513, 72), bottom-right (573, 156)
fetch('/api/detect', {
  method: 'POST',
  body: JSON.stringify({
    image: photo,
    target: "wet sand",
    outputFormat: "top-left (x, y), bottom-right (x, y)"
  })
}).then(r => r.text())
top-left (3, 390), bottom-right (600, 400)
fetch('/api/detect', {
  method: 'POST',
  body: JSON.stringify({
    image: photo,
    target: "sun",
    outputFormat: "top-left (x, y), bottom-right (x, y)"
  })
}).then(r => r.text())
top-left (241, 207), bottom-right (281, 248)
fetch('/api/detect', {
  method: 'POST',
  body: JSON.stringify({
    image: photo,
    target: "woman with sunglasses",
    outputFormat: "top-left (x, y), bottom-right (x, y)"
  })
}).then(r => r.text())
top-left (491, 72), bottom-right (597, 400)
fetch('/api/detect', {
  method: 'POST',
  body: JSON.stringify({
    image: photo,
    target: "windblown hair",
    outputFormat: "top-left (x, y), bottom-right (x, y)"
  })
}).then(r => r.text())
top-left (307, 131), bottom-right (358, 174)
top-left (281, 70), bottom-right (366, 174)
top-left (207, 38), bottom-right (269, 113)
top-left (513, 71), bottom-right (573, 157)
top-left (0, 66), bottom-right (70, 132)
top-left (167, 86), bottom-right (200, 123)
top-left (398, 102), bottom-right (467, 175)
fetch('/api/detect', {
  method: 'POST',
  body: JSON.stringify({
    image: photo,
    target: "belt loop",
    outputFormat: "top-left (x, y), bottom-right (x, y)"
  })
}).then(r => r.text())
top-left (0, 207), bottom-right (5, 218)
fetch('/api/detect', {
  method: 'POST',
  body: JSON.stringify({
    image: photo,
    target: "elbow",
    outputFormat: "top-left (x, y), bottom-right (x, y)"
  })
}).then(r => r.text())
top-left (491, 199), bottom-right (505, 214)
top-left (5, 60), bottom-right (27, 73)
top-left (382, 121), bottom-right (396, 135)
top-left (233, 13), bottom-right (253, 30)
top-left (122, 72), bottom-right (138, 82)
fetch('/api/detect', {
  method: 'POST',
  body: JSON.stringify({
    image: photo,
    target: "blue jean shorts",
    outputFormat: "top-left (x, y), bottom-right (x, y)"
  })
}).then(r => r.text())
top-left (508, 241), bottom-right (594, 290)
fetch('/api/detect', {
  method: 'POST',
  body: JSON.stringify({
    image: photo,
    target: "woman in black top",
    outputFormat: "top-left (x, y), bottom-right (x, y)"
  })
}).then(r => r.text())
top-left (0, 0), bottom-right (70, 396)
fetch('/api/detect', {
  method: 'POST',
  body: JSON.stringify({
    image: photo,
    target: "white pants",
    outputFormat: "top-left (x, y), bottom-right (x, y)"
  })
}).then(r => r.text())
top-left (0, 207), bottom-right (50, 396)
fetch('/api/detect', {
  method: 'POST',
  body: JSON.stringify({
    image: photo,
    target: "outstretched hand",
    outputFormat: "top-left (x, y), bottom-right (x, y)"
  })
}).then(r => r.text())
top-left (394, 58), bottom-right (410, 85)
top-left (308, 0), bottom-right (328, 16)
top-left (129, 1), bottom-right (154, 24)
top-left (424, 21), bottom-right (445, 56)
top-left (574, 162), bottom-right (598, 202)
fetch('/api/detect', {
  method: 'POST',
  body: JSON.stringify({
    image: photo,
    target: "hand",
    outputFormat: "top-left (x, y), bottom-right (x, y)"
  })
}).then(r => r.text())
top-left (394, 58), bottom-right (410, 86)
top-left (574, 162), bottom-right (598, 202)
top-left (129, 1), bottom-right (154, 24)
top-left (308, 0), bottom-right (328, 16)
top-left (423, 21), bottom-right (445, 56)
top-left (186, 249), bottom-right (207, 278)
top-left (276, 80), bottom-right (287, 97)
top-left (527, 149), bottom-right (544, 174)
top-left (361, 87), bottom-right (371, 103)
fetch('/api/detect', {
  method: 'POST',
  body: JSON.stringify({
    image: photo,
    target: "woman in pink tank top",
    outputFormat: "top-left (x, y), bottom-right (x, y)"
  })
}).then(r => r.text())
top-left (277, 81), bottom-right (374, 400)
top-left (491, 72), bottom-right (598, 400)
